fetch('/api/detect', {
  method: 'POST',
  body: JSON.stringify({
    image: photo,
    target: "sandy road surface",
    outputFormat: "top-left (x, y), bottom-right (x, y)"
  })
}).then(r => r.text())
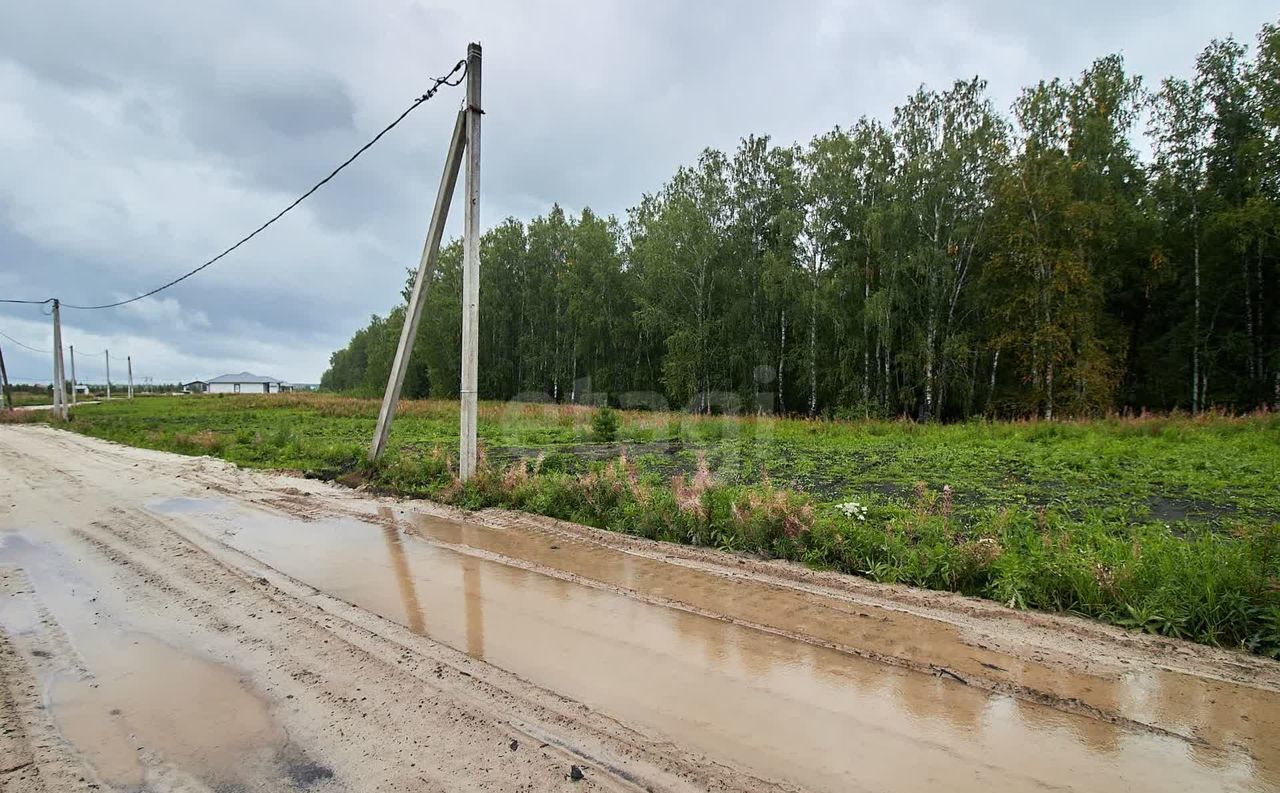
top-left (1, 425), bottom-right (1278, 792)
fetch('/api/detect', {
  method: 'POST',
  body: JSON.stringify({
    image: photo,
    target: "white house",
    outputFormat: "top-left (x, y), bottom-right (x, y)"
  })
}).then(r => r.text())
top-left (206, 372), bottom-right (292, 394)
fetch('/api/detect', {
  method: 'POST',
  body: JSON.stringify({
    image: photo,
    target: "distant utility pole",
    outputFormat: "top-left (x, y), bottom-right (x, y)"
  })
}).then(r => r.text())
top-left (51, 299), bottom-right (67, 419)
top-left (0, 343), bottom-right (12, 410)
top-left (127, 356), bottom-right (134, 399)
top-left (369, 42), bottom-right (482, 472)
top-left (458, 42), bottom-right (482, 480)
top-left (105, 350), bottom-right (111, 400)
top-left (70, 345), bottom-right (77, 405)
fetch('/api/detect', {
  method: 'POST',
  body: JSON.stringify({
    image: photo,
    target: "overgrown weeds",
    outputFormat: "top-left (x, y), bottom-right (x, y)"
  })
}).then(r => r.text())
top-left (0, 409), bottom-right (54, 424)
top-left (372, 445), bottom-right (1280, 656)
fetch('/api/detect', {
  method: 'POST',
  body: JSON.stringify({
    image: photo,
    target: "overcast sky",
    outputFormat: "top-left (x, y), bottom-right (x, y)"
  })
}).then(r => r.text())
top-left (0, 1), bottom-right (1273, 385)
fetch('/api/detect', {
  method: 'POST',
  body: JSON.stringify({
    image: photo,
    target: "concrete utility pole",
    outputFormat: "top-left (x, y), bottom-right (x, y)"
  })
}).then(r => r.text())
top-left (368, 43), bottom-right (482, 465)
top-left (70, 345), bottom-right (77, 405)
top-left (0, 343), bottom-right (12, 410)
top-left (458, 42), bottom-right (482, 481)
top-left (127, 356), bottom-right (134, 398)
top-left (369, 109), bottom-right (467, 461)
top-left (105, 350), bottom-right (111, 400)
top-left (51, 299), bottom-right (67, 419)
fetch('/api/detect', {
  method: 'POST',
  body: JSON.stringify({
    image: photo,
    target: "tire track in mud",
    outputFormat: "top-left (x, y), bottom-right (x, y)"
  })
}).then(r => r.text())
top-left (195, 485), bottom-right (1236, 749)
top-left (157, 437), bottom-right (1280, 778)
top-left (0, 571), bottom-right (97, 793)
top-left (368, 522), bottom-right (1202, 745)
top-left (3, 428), bottom-right (784, 792)
top-left (64, 501), bottom-right (781, 792)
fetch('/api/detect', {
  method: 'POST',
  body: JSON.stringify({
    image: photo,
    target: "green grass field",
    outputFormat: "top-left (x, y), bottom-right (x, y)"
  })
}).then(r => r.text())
top-left (17, 393), bottom-right (1280, 655)
top-left (5, 391), bottom-right (56, 407)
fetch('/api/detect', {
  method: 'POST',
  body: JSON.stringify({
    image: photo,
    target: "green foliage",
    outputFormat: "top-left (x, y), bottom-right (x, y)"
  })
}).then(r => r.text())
top-left (590, 406), bottom-right (619, 442)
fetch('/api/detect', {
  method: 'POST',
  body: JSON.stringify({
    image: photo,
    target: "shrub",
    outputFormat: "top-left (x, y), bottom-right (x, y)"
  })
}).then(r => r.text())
top-left (591, 406), bottom-right (619, 442)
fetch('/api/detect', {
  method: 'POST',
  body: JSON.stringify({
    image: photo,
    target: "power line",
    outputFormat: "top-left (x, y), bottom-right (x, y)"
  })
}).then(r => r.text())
top-left (0, 331), bottom-right (108, 358)
top-left (0, 298), bottom-right (52, 306)
top-left (63, 62), bottom-right (465, 311)
top-left (0, 330), bottom-right (52, 354)
top-left (4, 60), bottom-right (467, 311)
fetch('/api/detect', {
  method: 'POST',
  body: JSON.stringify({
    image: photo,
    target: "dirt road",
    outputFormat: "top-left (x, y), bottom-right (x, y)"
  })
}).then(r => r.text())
top-left (1, 425), bottom-right (1278, 792)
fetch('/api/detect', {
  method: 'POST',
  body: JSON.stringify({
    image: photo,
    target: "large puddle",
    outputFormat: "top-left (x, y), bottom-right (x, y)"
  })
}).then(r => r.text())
top-left (0, 533), bottom-right (323, 790)
top-left (152, 497), bottom-right (1278, 793)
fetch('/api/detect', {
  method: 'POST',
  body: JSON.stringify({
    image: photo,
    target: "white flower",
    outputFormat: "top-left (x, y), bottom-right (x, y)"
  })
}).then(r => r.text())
top-left (836, 501), bottom-right (868, 521)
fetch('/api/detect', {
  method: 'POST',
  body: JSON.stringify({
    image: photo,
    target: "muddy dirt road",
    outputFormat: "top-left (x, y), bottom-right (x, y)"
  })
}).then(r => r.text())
top-left (1, 426), bottom-right (1278, 792)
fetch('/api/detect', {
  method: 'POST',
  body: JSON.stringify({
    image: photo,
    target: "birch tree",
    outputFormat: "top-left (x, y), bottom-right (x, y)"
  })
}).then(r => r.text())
top-left (1150, 76), bottom-right (1210, 411)
top-left (892, 78), bottom-right (1005, 419)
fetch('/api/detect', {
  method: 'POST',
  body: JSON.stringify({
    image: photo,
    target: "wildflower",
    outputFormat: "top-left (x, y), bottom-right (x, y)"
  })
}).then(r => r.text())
top-left (835, 501), bottom-right (868, 521)
top-left (502, 459), bottom-right (530, 490)
top-left (692, 451), bottom-right (713, 491)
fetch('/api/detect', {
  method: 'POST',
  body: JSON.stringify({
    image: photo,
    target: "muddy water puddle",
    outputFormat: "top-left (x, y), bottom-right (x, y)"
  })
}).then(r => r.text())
top-left (159, 497), bottom-right (1277, 792)
top-left (0, 533), bottom-right (325, 791)
top-left (401, 508), bottom-right (1280, 778)
top-left (149, 495), bottom-right (233, 515)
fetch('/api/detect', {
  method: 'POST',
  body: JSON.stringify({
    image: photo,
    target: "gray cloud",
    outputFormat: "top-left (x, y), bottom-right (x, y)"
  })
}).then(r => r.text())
top-left (0, 0), bottom-right (1274, 383)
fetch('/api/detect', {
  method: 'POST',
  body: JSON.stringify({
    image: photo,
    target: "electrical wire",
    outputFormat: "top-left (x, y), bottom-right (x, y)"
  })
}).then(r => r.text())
top-left (0, 330), bottom-right (52, 354)
top-left (3, 60), bottom-right (467, 311)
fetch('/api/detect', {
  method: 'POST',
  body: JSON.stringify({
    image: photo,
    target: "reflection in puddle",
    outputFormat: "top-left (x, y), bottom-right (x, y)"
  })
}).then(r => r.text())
top-left (380, 507), bottom-right (427, 635)
top-left (462, 555), bottom-right (485, 660)
top-left (158, 499), bottom-right (1276, 793)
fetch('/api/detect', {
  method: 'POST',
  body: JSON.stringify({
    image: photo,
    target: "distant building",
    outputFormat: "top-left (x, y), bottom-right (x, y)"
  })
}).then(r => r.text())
top-left (206, 372), bottom-right (292, 394)
top-left (183, 380), bottom-right (208, 393)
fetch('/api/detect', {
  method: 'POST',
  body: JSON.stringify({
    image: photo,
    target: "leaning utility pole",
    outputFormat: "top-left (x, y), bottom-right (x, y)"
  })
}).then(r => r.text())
top-left (458, 42), bottom-right (482, 480)
top-left (0, 343), bottom-right (12, 410)
top-left (70, 345), bottom-right (77, 405)
top-left (369, 110), bottom-right (467, 460)
top-left (51, 299), bottom-right (67, 419)
top-left (369, 42), bottom-right (482, 473)
top-left (105, 350), bottom-right (111, 400)
top-left (127, 356), bottom-right (134, 399)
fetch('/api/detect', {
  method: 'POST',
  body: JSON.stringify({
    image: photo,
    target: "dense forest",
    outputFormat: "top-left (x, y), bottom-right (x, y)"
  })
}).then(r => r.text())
top-left (323, 23), bottom-right (1280, 420)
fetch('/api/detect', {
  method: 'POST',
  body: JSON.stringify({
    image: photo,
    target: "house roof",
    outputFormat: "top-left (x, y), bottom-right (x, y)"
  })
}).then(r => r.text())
top-left (207, 372), bottom-right (287, 385)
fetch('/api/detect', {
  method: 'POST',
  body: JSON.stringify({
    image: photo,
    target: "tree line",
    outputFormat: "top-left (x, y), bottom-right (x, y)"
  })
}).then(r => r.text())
top-left (323, 22), bottom-right (1280, 419)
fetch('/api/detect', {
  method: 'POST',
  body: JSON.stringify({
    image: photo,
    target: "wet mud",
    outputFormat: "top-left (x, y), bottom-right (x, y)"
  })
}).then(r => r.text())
top-left (0, 532), bottom-right (326, 791)
top-left (151, 496), bottom-right (1279, 793)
